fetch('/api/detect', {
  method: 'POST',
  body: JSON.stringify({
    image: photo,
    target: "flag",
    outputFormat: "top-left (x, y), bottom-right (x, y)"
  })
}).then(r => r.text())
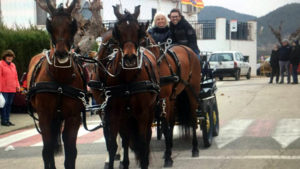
top-left (181, 0), bottom-right (204, 9)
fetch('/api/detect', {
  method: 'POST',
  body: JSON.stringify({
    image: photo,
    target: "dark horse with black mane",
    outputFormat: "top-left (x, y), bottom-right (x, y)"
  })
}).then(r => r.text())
top-left (90, 5), bottom-right (159, 169)
top-left (27, 0), bottom-right (87, 169)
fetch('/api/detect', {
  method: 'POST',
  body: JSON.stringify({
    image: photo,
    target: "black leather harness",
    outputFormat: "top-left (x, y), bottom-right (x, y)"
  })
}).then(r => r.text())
top-left (27, 54), bottom-right (103, 133)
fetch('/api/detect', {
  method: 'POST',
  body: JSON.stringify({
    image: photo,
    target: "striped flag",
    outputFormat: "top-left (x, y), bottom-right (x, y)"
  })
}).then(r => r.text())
top-left (181, 0), bottom-right (204, 9)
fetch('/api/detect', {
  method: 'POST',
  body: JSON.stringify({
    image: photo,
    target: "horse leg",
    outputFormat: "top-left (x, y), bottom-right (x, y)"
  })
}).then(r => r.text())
top-left (40, 117), bottom-right (62, 169)
top-left (192, 124), bottom-right (199, 157)
top-left (139, 123), bottom-right (152, 169)
top-left (187, 91), bottom-right (199, 157)
top-left (162, 116), bottom-right (173, 167)
top-left (116, 133), bottom-right (123, 160)
top-left (119, 134), bottom-right (129, 169)
top-left (41, 131), bottom-right (56, 169)
top-left (104, 133), bottom-right (122, 167)
top-left (62, 117), bottom-right (80, 169)
top-left (103, 125), bottom-right (118, 169)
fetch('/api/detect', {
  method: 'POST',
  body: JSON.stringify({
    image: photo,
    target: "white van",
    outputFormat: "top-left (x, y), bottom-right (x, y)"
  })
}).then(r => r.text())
top-left (208, 51), bottom-right (251, 80)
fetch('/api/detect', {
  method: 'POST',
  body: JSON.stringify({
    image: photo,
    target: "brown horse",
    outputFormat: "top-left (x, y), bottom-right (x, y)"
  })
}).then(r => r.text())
top-left (27, 1), bottom-right (86, 169)
top-left (144, 30), bottom-right (202, 167)
top-left (91, 6), bottom-right (159, 169)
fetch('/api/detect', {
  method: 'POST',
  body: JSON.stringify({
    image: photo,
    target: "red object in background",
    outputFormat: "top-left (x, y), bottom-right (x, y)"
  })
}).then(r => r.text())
top-left (289, 64), bottom-right (300, 74)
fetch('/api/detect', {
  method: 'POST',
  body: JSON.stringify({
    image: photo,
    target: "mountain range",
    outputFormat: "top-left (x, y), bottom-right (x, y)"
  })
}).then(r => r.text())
top-left (198, 4), bottom-right (300, 57)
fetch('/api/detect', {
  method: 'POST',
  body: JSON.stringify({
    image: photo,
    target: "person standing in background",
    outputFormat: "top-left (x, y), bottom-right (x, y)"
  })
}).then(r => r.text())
top-left (0, 50), bottom-right (20, 126)
top-left (269, 44), bottom-right (280, 83)
top-left (289, 40), bottom-right (300, 84)
top-left (278, 40), bottom-right (291, 84)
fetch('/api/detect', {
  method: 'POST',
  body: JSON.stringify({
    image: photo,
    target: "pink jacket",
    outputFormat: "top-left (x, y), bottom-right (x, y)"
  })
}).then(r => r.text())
top-left (0, 60), bottom-right (20, 93)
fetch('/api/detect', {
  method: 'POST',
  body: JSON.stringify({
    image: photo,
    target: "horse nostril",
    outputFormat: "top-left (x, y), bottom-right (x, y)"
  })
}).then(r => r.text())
top-left (55, 51), bottom-right (68, 58)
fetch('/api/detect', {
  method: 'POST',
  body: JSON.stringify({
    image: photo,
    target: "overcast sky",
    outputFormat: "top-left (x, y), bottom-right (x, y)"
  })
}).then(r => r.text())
top-left (55, 0), bottom-right (300, 17)
top-left (203, 0), bottom-right (300, 17)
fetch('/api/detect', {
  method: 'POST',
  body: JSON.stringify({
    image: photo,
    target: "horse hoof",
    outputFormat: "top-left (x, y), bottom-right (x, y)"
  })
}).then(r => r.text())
top-left (115, 154), bottom-right (121, 160)
top-left (119, 162), bottom-right (124, 169)
top-left (192, 150), bottom-right (199, 157)
top-left (163, 159), bottom-right (173, 168)
top-left (104, 162), bottom-right (109, 169)
top-left (119, 162), bottom-right (128, 169)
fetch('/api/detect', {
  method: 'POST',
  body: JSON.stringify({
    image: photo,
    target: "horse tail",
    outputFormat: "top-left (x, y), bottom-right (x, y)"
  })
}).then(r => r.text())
top-left (176, 90), bottom-right (194, 136)
top-left (51, 118), bottom-right (63, 155)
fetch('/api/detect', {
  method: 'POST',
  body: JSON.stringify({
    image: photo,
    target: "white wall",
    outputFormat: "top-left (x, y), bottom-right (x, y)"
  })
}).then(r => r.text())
top-left (198, 18), bottom-right (257, 75)
top-left (1, 0), bottom-right (36, 27)
top-left (102, 0), bottom-right (202, 21)
top-left (102, 0), bottom-right (177, 21)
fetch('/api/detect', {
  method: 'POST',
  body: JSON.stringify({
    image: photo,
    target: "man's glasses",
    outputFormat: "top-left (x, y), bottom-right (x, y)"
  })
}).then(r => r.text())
top-left (170, 16), bottom-right (179, 19)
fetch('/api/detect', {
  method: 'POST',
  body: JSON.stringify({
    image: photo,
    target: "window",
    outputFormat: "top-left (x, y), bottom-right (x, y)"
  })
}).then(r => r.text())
top-left (209, 53), bottom-right (233, 62)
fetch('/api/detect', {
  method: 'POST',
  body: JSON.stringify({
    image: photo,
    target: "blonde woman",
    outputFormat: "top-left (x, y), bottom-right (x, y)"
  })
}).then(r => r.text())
top-left (148, 12), bottom-right (171, 44)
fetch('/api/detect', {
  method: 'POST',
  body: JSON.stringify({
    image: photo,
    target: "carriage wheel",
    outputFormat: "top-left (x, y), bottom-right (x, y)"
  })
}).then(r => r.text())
top-left (201, 106), bottom-right (214, 147)
top-left (212, 96), bottom-right (220, 137)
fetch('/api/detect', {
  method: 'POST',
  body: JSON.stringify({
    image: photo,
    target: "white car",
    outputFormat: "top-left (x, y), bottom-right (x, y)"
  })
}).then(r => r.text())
top-left (208, 51), bottom-right (251, 80)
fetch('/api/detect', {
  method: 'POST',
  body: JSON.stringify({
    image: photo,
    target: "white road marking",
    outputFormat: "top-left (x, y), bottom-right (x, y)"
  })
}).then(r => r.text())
top-left (0, 129), bottom-right (38, 147)
top-left (272, 119), bottom-right (300, 148)
top-left (216, 82), bottom-right (224, 86)
top-left (215, 119), bottom-right (254, 148)
top-left (177, 155), bottom-right (300, 160)
top-left (31, 124), bottom-right (97, 147)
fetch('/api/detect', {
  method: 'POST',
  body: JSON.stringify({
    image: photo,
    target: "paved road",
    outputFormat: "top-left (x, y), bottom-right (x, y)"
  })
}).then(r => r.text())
top-left (1, 77), bottom-right (300, 169)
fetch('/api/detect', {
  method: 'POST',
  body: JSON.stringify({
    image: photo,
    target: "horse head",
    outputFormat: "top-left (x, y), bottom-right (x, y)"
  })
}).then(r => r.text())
top-left (112, 5), bottom-right (149, 69)
top-left (45, 0), bottom-right (78, 65)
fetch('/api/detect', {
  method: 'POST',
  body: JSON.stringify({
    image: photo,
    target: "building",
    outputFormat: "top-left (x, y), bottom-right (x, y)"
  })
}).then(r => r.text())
top-left (0, 0), bottom-right (86, 28)
top-left (197, 18), bottom-right (257, 75)
top-left (102, 0), bottom-right (199, 22)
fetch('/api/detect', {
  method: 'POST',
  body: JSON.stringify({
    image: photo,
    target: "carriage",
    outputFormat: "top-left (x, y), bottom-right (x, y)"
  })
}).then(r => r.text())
top-left (154, 56), bottom-right (219, 148)
top-left (26, 2), bottom-right (219, 168)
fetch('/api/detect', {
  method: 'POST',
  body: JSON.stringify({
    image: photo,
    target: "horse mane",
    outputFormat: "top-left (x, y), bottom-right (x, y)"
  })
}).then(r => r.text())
top-left (118, 12), bottom-right (137, 23)
top-left (51, 3), bottom-right (72, 17)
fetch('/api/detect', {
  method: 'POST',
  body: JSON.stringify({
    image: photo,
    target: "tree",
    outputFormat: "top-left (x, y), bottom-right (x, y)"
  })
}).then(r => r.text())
top-left (269, 21), bottom-right (300, 45)
top-left (35, 0), bottom-right (105, 55)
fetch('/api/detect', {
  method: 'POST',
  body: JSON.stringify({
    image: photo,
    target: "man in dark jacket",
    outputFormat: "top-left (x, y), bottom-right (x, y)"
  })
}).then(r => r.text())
top-left (278, 39), bottom-right (291, 84)
top-left (168, 9), bottom-right (200, 57)
top-left (269, 44), bottom-right (280, 83)
top-left (289, 40), bottom-right (300, 84)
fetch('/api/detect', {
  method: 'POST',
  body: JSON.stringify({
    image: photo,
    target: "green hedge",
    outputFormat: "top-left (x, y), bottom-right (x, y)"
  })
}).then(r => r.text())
top-left (0, 24), bottom-right (50, 78)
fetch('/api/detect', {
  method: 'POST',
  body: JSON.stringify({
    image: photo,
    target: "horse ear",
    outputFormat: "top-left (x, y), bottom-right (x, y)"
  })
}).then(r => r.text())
top-left (71, 19), bottom-right (78, 36)
top-left (45, 0), bottom-right (55, 15)
top-left (138, 22), bottom-right (148, 39)
top-left (133, 5), bottom-right (141, 19)
top-left (112, 23), bottom-right (119, 40)
top-left (113, 5), bottom-right (122, 20)
top-left (46, 18), bottom-right (52, 34)
top-left (66, 0), bottom-right (78, 14)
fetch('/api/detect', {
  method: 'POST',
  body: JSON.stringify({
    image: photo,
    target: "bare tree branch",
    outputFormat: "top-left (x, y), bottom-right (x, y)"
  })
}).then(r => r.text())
top-left (36, 0), bottom-right (105, 55)
top-left (35, 0), bottom-right (57, 12)
top-left (289, 27), bottom-right (300, 41)
top-left (269, 21), bottom-right (283, 45)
